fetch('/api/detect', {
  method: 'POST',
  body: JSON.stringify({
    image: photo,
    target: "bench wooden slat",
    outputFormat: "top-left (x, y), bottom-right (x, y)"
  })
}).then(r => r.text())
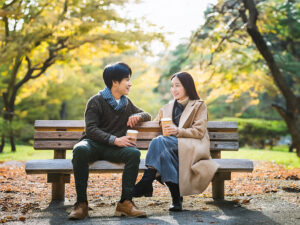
top-left (210, 141), bottom-right (239, 150)
top-left (35, 120), bottom-right (85, 128)
top-left (34, 131), bottom-right (83, 139)
top-left (34, 131), bottom-right (239, 141)
top-left (25, 158), bottom-right (253, 174)
top-left (35, 120), bottom-right (238, 132)
top-left (34, 140), bottom-right (238, 151)
top-left (209, 132), bottom-right (238, 141)
top-left (34, 131), bottom-right (164, 140)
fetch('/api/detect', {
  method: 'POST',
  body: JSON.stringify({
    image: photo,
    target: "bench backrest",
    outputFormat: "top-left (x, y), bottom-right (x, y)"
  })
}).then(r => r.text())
top-left (34, 120), bottom-right (238, 156)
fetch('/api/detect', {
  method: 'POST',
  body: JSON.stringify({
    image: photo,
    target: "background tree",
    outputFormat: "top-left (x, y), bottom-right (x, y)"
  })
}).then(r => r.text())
top-left (156, 0), bottom-right (299, 156)
top-left (0, 0), bottom-right (163, 152)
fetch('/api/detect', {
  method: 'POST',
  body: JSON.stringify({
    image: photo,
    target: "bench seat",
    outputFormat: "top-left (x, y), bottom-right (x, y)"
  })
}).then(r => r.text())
top-left (26, 158), bottom-right (253, 174)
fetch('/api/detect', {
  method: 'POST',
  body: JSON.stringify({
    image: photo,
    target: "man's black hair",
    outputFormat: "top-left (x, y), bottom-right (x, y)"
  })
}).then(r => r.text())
top-left (103, 62), bottom-right (132, 89)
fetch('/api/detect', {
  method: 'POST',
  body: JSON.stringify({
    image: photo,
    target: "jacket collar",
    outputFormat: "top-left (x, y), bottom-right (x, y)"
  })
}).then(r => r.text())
top-left (179, 99), bottom-right (197, 128)
top-left (165, 99), bottom-right (203, 128)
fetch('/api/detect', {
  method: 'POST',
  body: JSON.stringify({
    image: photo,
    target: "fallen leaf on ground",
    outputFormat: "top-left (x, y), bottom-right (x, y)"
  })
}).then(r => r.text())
top-left (0, 160), bottom-right (299, 219)
top-left (233, 199), bottom-right (240, 203)
top-left (19, 216), bottom-right (26, 221)
top-left (242, 198), bottom-right (251, 204)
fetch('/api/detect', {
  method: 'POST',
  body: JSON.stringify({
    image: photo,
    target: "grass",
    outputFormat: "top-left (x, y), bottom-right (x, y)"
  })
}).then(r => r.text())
top-left (0, 145), bottom-right (73, 161)
top-left (0, 145), bottom-right (299, 169)
top-left (223, 147), bottom-right (300, 169)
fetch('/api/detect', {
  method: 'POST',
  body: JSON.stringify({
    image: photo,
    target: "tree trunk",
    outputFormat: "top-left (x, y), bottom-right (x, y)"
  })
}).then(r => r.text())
top-left (2, 103), bottom-right (17, 152)
top-left (9, 123), bottom-right (16, 152)
top-left (0, 134), bottom-right (4, 153)
top-left (289, 143), bottom-right (294, 153)
top-left (269, 139), bottom-right (273, 150)
top-left (60, 101), bottom-right (66, 119)
top-left (280, 113), bottom-right (300, 157)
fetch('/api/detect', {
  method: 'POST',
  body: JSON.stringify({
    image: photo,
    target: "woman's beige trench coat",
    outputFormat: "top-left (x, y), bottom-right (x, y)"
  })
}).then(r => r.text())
top-left (155, 99), bottom-right (219, 196)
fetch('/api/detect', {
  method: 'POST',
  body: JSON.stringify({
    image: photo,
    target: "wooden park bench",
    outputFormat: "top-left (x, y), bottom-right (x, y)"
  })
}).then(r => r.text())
top-left (25, 120), bottom-right (253, 201)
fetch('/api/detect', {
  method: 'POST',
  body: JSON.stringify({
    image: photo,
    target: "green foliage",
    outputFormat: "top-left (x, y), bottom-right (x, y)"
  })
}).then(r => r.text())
top-left (11, 50), bottom-right (163, 143)
top-left (0, 0), bottom-right (165, 149)
top-left (156, 0), bottom-right (300, 130)
top-left (221, 117), bottom-right (288, 149)
top-left (208, 92), bottom-right (283, 120)
top-left (0, 116), bottom-right (33, 144)
top-left (261, 0), bottom-right (300, 94)
top-left (101, 51), bottom-right (163, 117)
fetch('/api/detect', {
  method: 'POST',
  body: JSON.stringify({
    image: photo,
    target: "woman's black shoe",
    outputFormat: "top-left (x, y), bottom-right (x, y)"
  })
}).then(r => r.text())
top-left (133, 168), bottom-right (156, 197)
top-left (155, 175), bottom-right (164, 185)
top-left (169, 196), bottom-right (183, 211)
top-left (166, 182), bottom-right (183, 211)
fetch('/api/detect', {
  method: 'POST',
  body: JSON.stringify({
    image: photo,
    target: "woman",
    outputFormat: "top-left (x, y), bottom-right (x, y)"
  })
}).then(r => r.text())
top-left (133, 72), bottom-right (219, 211)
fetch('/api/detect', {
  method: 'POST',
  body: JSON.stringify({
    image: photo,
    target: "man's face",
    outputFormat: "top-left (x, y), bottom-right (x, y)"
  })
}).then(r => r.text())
top-left (113, 76), bottom-right (132, 96)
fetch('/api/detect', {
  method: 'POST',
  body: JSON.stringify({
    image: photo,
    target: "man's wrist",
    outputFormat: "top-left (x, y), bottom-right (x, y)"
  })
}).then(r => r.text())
top-left (130, 114), bottom-right (142, 120)
top-left (108, 135), bottom-right (117, 145)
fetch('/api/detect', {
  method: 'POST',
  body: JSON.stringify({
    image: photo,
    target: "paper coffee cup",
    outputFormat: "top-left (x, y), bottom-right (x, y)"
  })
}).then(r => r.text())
top-left (127, 129), bottom-right (138, 143)
top-left (161, 118), bottom-right (172, 136)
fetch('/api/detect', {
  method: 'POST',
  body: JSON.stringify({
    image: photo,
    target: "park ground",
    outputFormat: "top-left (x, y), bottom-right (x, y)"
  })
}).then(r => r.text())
top-left (0, 146), bottom-right (299, 224)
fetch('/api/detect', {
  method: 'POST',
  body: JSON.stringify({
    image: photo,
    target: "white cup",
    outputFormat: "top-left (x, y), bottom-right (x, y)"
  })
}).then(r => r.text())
top-left (127, 129), bottom-right (138, 143)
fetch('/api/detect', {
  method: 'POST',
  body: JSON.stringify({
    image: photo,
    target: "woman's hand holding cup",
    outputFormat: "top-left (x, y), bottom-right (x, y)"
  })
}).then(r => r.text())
top-left (164, 124), bottom-right (178, 136)
top-left (161, 118), bottom-right (178, 136)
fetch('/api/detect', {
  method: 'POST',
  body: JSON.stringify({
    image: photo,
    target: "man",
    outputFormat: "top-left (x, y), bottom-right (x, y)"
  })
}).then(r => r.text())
top-left (68, 62), bottom-right (151, 219)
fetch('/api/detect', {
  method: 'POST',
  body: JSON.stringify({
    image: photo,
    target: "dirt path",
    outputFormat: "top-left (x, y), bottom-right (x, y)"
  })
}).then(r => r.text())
top-left (0, 160), bottom-right (299, 224)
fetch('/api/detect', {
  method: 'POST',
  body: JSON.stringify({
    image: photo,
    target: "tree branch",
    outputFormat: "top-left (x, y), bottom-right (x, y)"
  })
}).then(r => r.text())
top-left (2, 92), bottom-right (9, 109)
top-left (202, 68), bottom-right (216, 85)
top-left (271, 103), bottom-right (292, 120)
top-left (1, 0), bottom-right (18, 9)
top-left (242, 0), bottom-right (258, 30)
top-left (14, 38), bottom-right (66, 97)
top-left (25, 56), bottom-right (32, 72)
top-left (3, 16), bottom-right (9, 39)
top-left (27, 2), bottom-right (48, 25)
top-left (10, 52), bottom-right (56, 111)
top-left (58, 0), bottom-right (68, 22)
top-left (208, 15), bottom-right (242, 65)
top-left (31, 57), bottom-right (56, 79)
top-left (16, 52), bottom-right (55, 90)
top-left (9, 54), bottom-right (23, 90)
top-left (241, 0), bottom-right (298, 109)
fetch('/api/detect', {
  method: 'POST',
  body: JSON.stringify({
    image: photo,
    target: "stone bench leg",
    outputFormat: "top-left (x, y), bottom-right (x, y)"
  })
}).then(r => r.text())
top-left (212, 172), bottom-right (231, 199)
top-left (47, 173), bottom-right (70, 201)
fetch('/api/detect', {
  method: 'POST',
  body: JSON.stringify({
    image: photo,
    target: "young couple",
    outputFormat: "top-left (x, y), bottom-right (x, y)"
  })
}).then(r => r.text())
top-left (68, 62), bottom-right (219, 220)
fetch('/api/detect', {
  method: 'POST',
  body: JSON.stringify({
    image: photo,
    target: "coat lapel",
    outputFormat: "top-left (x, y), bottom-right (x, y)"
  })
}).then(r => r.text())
top-left (178, 100), bottom-right (204, 128)
top-left (164, 99), bottom-right (204, 128)
top-left (178, 100), bottom-right (195, 128)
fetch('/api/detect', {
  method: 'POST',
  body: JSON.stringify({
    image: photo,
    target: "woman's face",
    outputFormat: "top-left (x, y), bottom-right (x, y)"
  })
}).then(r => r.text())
top-left (171, 76), bottom-right (187, 100)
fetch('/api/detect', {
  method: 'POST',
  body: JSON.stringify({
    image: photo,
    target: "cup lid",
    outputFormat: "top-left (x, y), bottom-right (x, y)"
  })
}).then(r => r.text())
top-left (161, 118), bottom-right (172, 121)
top-left (127, 129), bottom-right (138, 133)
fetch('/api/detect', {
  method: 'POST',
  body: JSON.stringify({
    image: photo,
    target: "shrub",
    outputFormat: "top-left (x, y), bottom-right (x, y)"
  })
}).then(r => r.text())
top-left (220, 117), bottom-right (288, 149)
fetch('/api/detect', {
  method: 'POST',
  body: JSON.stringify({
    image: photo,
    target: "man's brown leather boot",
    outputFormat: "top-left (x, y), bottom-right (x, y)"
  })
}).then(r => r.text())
top-left (68, 202), bottom-right (88, 220)
top-left (114, 200), bottom-right (147, 218)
